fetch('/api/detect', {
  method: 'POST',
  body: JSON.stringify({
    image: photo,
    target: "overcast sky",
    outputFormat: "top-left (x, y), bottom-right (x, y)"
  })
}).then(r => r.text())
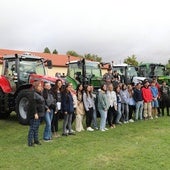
top-left (0, 0), bottom-right (170, 64)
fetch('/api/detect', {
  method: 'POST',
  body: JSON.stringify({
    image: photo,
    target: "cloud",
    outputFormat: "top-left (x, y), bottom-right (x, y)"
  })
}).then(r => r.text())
top-left (0, 0), bottom-right (170, 64)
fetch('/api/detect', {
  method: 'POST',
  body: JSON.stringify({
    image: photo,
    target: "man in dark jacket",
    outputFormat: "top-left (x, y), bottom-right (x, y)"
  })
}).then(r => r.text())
top-left (28, 81), bottom-right (45, 147)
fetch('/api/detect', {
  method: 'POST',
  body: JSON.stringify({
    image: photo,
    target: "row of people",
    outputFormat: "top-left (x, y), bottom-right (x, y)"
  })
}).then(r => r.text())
top-left (27, 78), bottom-right (170, 146)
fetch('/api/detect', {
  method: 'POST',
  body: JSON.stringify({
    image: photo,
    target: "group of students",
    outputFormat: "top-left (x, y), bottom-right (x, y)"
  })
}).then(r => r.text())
top-left (27, 76), bottom-right (170, 147)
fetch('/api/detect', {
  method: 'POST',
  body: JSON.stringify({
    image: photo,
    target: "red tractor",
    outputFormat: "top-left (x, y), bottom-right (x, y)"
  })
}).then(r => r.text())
top-left (0, 53), bottom-right (62, 124)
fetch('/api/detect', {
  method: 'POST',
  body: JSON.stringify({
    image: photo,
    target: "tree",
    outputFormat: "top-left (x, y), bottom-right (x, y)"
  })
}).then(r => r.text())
top-left (84, 53), bottom-right (102, 62)
top-left (124, 54), bottom-right (139, 66)
top-left (66, 51), bottom-right (102, 62)
top-left (44, 47), bottom-right (51, 53)
top-left (66, 50), bottom-right (81, 57)
top-left (52, 49), bottom-right (58, 54)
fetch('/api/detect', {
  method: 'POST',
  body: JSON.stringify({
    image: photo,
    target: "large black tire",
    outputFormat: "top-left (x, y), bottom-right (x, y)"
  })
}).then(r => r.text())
top-left (15, 89), bottom-right (34, 125)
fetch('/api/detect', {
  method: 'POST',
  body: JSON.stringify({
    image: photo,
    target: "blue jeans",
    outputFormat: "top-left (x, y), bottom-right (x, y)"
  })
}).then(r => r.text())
top-left (135, 101), bottom-right (143, 120)
top-left (28, 118), bottom-right (41, 144)
top-left (98, 109), bottom-right (107, 130)
top-left (121, 103), bottom-right (129, 122)
top-left (63, 113), bottom-right (73, 134)
top-left (43, 109), bottom-right (53, 140)
top-left (116, 103), bottom-right (122, 123)
top-left (92, 109), bottom-right (98, 128)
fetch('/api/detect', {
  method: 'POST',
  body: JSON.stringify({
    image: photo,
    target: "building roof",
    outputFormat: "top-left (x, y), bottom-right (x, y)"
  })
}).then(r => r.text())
top-left (0, 49), bottom-right (80, 67)
top-left (0, 49), bottom-right (109, 69)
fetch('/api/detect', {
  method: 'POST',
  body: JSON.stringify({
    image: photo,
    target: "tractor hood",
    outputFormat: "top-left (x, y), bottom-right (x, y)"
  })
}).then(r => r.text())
top-left (29, 74), bottom-right (65, 85)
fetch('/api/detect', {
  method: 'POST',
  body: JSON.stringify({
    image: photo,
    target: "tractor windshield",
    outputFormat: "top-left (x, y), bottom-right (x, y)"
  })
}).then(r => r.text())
top-left (112, 66), bottom-right (138, 77)
top-left (127, 66), bottom-right (138, 77)
top-left (68, 61), bottom-right (102, 78)
top-left (85, 61), bottom-right (102, 77)
top-left (139, 64), bottom-right (165, 77)
top-left (19, 59), bottom-right (46, 75)
top-left (18, 59), bottom-right (46, 83)
top-left (154, 65), bottom-right (165, 76)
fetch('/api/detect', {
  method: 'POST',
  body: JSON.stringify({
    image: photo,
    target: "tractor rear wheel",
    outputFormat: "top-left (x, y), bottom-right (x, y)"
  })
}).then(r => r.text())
top-left (0, 89), bottom-right (11, 119)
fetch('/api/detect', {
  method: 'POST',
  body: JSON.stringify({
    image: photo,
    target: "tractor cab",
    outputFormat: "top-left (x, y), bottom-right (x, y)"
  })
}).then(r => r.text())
top-left (1, 54), bottom-right (51, 92)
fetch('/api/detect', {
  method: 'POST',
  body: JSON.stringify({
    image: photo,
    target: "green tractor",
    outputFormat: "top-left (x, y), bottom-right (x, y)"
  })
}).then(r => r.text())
top-left (138, 63), bottom-right (170, 85)
top-left (66, 58), bottom-right (104, 90)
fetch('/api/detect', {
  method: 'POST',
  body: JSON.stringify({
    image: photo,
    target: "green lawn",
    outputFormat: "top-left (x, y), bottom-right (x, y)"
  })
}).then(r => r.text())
top-left (0, 115), bottom-right (170, 170)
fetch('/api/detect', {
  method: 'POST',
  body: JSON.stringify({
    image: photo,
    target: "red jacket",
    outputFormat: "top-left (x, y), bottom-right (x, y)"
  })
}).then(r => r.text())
top-left (142, 86), bottom-right (153, 102)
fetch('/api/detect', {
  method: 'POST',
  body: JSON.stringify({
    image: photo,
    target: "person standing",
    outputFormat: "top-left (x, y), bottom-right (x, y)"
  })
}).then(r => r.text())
top-left (142, 79), bottom-right (153, 119)
top-left (150, 81), bottom-right (159, 118)
top-left (120, 84), bottom-right (130, 123)
top-left (133, 82), bottom-right (143, 121)
top-left (103, 68), bottom-right (113, 88)
top-left (43, 82), bottom-right (56, 141)
top-left (115, 85), bottom-right (122, 124)
top-left (127, 84), bottom-right (135, 122)
top-left (75, 84), bottom-right (85, 132)
top-left (28, 81), bottom-right (45, 147)
top-left (70, 84), bottom-right (77, 132)
top-left (98, 84), bottom-right (109, 131)
top-left (51, 79), bottom-right (63, 138)
top-left (112, 70), bottom-right (120, 87)
top-left (107, 83), bottom-right (117, 128)
top-left (61, 83), bottom-right (75, 136)
top-left (90, 85), bottom-right (99, 130)
top-left (83, 84), bottom-right (95, 131)
top-left (160, 81), bottom-right (170, 116)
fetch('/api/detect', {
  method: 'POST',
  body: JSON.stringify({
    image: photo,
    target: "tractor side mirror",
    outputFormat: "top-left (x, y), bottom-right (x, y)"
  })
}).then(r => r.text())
top-left (135, 67), bottom-right (138, 71)
top-left (47, 60), bottom-right (52, 69)
top-left (77, 61), bottom-right (82, 68)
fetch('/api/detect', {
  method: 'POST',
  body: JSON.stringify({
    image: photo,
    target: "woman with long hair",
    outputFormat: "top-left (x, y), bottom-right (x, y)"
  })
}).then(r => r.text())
top-left (75, 84), bottom-right (85, 132)
top-left (51, 79), bottom-right (63, 137)
top-left (98, 84), bottom-right (109, 131)
top-left (83, 84), bottom-right (95, 131)
top-left (61, 83), bottom-right (75, 136)
top-left (43, 82), bottom-right (56, 141)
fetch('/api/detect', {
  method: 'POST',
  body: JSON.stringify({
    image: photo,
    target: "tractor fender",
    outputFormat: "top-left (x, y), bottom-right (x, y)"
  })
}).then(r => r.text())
top-left (0, 76), bottom-right (12, 93)
top-left (15, 84), bottom-right (33, 97)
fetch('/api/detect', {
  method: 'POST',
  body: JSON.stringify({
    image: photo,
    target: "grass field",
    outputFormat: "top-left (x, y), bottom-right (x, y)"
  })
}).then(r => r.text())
top-left (0, 114), bottom-right (170, 170)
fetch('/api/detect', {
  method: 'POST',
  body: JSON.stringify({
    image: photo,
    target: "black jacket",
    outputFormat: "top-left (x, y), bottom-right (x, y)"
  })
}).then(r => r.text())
top-left (29, 90), bottom-right (45, 119)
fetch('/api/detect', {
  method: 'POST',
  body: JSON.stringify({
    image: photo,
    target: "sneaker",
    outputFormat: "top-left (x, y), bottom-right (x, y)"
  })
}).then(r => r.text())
top-left (116, 121), bottom-right (122, 125)
top-left (104, 128), bottom-right (109, 131)
top-left (87, 127), bottom-right (94, 131)
top-left (129, 119), bottom-right (134, 123)
top-left (149, 116), bottom-right (153, 120)
top-left (155, 116), bottom-right (158, 119)
top-left (71, 129), bottom-right (75, 133)
top-left (101, 129), bottom-right (105, 132)
top-left (43, 139), bottom-right (52, 142)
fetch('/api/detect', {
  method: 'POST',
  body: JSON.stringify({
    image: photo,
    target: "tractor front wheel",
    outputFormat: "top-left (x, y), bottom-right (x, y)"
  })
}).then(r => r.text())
top-left (16, 90), bottom-right (33, 125)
